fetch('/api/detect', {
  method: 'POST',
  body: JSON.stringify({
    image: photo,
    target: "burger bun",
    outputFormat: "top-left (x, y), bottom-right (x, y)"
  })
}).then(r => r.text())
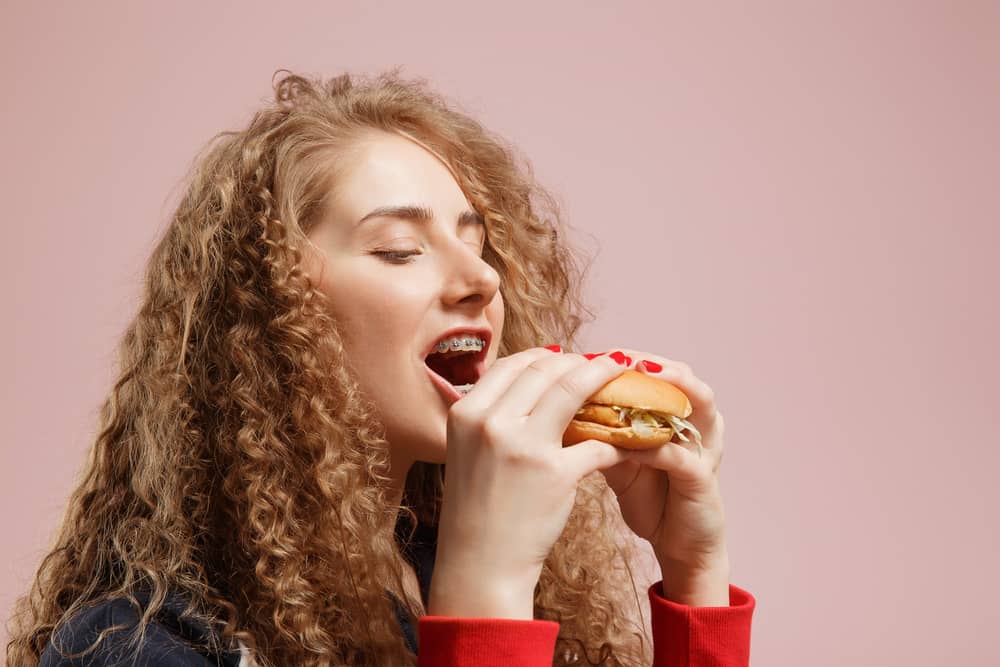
top-left (562, 369), bottom-right (692, 450)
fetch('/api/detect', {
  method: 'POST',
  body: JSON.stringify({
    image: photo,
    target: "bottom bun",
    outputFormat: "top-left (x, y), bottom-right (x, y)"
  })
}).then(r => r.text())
top-left (563, 419), bottom-right (676, 450)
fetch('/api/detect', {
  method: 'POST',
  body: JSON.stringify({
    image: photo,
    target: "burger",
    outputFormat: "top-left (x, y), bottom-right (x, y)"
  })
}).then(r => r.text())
top-left (563, 369), bottom-right (703, 454)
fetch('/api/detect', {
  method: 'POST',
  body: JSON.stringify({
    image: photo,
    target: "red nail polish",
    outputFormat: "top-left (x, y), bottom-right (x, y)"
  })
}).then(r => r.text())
top-left (544, 345), bottom-right (561, 352)
top-left (583, 352), bottom-right (605, 360)
top-left (640, 359), bottom-right (663, 373)
top-left (609, 351), bottom-right (627, 365)
top-left (624, 355), bottom-right (633, 366)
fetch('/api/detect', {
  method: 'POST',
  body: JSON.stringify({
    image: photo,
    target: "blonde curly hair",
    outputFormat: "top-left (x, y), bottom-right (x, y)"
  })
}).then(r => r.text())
top-left (5, 68), bottom-right (652, 666)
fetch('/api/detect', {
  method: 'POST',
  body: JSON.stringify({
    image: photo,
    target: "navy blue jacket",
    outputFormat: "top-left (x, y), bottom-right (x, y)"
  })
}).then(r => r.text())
top-left (40, 515), bottom-right (438, 665)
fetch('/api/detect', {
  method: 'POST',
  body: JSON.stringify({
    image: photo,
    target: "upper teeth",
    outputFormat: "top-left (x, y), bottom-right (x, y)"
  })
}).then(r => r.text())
top-left (434, 335), bottom-right (485, 354)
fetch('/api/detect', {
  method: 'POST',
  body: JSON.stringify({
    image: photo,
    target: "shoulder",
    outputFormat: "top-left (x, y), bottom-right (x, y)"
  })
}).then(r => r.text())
top-left (40, 592), bottom-right (243, 667)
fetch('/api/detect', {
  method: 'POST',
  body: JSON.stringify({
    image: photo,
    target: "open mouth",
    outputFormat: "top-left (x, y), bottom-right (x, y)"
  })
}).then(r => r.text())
top-left (423, 339), bottom-right (488, 395)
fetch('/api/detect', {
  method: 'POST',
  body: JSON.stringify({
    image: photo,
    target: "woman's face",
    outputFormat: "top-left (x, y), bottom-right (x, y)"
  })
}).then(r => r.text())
top-left (304, 130), bottom-right (504, 468)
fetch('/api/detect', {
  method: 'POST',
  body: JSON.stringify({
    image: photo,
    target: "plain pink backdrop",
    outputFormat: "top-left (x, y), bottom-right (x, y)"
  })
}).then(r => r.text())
top-left (3, 1), bottom-right (998, 665)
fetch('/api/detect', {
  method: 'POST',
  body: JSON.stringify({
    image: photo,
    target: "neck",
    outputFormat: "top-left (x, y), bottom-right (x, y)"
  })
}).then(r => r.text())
top-left (386, 450), bottom-right (415, 516)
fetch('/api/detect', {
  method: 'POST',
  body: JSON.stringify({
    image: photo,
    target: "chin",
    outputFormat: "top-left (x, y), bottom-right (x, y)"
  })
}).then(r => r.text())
top-left (382, 419), bottom-right (447, 464)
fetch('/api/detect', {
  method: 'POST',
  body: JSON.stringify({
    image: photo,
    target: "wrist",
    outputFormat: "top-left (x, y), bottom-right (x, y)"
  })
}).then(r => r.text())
top-left (657, 551), bottom-right (731, 607)
top-left (427, 564), bottom-right (538, 620)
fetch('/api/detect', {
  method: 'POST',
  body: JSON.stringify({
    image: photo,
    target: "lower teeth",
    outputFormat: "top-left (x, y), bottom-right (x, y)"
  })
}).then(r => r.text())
top-left (454, 383), bottom-right (475, 394)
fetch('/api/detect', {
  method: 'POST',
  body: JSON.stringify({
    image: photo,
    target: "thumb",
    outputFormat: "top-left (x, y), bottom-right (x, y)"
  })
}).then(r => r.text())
top-left (562, 439), bottom-right (631, 482)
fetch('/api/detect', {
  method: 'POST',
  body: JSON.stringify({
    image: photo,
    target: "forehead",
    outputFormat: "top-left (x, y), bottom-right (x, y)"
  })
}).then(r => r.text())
top-left (329, 131), bottom-right (470, 222)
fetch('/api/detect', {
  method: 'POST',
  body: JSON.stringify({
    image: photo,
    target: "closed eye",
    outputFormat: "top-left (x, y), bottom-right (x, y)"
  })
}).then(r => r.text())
top-left (372, 241), bottom-right (484, 264)
top-left (373, 250), bottom-right (420, 263)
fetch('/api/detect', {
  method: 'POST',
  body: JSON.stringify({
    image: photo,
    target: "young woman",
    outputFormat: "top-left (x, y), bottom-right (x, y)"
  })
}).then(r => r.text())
top-left (6, 70), bottom-right (754, 666)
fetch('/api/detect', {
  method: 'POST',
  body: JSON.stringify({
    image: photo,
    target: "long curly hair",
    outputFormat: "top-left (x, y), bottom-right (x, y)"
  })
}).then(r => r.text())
top-left (6, 69), bottom-right (652, 666)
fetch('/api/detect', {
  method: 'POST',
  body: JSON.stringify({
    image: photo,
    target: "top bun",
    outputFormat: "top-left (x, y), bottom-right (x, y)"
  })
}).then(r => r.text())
top-left (587, 369), bottom-right (692, 418)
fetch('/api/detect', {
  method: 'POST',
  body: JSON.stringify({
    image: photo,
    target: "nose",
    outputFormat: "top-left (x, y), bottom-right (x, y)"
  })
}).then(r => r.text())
top-left (440, 240), bottom-right (501, 307)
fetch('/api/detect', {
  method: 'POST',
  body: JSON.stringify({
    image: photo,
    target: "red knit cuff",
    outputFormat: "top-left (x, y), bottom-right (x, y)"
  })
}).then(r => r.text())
top-left (417, 616), bottom-right (560, 666)
top-left (648, 582), bottom-right (756, 667)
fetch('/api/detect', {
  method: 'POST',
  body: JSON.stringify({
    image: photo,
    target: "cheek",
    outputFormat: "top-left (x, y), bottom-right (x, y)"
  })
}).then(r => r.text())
top-left (335, 283), bottom-right (429, 363)
top-left (318, 265), bottom-right (425, 326)
top-left (486, 295), bottom-right (505, 365)
top-left (303, 253), bottom-right (428, 374)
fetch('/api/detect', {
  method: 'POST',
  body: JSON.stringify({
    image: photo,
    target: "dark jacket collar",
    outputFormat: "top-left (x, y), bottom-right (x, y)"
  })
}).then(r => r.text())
top-left (390, 511), bottom-right (439, 654)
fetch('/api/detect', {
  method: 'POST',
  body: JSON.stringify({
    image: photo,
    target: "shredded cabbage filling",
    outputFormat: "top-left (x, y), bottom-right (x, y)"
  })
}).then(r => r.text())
top-left (580, 404), bottom-right (704, 458)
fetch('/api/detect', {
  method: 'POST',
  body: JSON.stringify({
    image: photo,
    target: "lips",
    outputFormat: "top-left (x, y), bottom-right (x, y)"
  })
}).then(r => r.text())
top-left (425, 364), bottom-right (464, 405)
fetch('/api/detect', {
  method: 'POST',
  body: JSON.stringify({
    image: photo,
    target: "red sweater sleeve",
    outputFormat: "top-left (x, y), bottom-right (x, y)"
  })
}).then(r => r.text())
top-left (417, 616), bottom-right (560, 666)
top-left (417, 582), bottom-right (755, 667)
top-left (649, 582), bottom-right (756, 667)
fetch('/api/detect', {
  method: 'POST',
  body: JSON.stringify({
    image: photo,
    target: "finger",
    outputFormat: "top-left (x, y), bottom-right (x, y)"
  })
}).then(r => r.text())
top-left (624, 441), bottom-right (714, 488)
top-left (528, 355), bottom-right (628, 445)
top-left (593, 348), bottom-right (720, 443)
top-left (560, 438), bottom-right (633, 483)
top-left (459, 347), bottom-right (555, 410)
top-left (596, 459), bottom-right (642, 498)
top-left (582, 349), bottom-right (636, 367)
top-left (610, 348), bottom-right (689, 375)
top-left (634, 357), bottom-right (720, 436)
top-left (489, 353), bottom-right (590, 418)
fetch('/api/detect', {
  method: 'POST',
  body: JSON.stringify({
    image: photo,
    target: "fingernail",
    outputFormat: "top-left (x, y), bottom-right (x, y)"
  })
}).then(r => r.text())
top-left (608, 350), bottom-right (628, 365)
top-left (583, 352), bottom-right (606, 360)
top-left (544, 344), bottom-right (562, 352)
top-left (640, 359), bottom-right (662, 372)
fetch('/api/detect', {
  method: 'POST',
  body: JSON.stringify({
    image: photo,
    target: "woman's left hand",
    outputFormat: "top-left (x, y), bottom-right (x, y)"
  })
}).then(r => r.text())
top-left (583, 349), bottom-right (730, 587)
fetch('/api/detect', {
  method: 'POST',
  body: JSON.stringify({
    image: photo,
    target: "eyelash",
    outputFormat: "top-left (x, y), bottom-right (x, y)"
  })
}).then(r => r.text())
top-left (373, 243), bottom-right (485, 265)
top-left (373, 250), bottom-right (420, 264)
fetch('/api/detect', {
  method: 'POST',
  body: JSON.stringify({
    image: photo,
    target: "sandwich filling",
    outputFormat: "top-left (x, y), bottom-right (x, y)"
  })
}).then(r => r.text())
top-left (575, 404), bottom-right (703, 450)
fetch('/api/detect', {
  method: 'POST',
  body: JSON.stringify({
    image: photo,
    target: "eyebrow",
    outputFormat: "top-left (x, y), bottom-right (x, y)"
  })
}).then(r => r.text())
top-left (355, 204), bottom-right (485, 230)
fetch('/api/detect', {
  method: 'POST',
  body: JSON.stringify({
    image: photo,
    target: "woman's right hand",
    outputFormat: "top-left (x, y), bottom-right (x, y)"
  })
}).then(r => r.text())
top-left (427, 348), bottom-right (629, 619)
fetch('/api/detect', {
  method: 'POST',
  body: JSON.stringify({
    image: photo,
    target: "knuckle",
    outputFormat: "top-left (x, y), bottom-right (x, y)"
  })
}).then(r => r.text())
top-left (490, 353), bottom-right (508, 366)
top-left (556, 373), bottom-right (584, 398)
top-left (502, 447), bottom-right (532, 466)
top-left (535, 455), bottom-right (562, 477)
top-left (714, 451), bottom-right (724, 474)
top-left (447, 408), bottom-right (473, 440)
top-left (701, 408), bottom-right (721, 435)
top-left (448, 401), bottom-right (467, 425)
top-left (525, 358), bottom-right (550, 374)
top-left (498, 348), bottom-right (548, 371)
top-left (492, 354), bottom-right (516, 369)
top-left (447, 400), bottom-right (472, 424)
top-left (481, 413), bottom-right (507, 442)
top-left (507, 448), bottom-right (554, 473)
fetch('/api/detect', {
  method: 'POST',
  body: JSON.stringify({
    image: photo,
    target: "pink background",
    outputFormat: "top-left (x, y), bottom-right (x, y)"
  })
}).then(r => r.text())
top-left (3, 2), bottom-right (998, 664)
